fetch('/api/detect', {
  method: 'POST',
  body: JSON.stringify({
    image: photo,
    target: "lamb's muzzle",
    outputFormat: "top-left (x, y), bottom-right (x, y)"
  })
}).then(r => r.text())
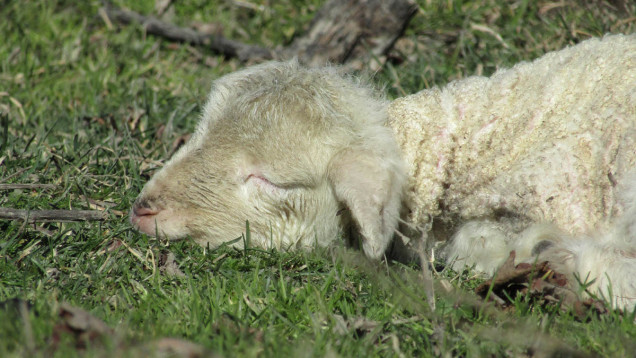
top-left (131, 34), bottom-right (636, 310)
top-left (130, 199), bottom-right (160, 234)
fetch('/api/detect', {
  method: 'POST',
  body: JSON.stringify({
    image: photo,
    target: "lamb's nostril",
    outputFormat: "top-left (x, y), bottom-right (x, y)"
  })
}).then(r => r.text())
top-left (133, 206), bottom-right (159, 217)
top-left (132, 199), bottom-right (160, 217)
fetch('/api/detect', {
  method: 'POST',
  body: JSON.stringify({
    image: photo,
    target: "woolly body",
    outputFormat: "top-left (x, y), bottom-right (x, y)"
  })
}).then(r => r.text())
top-left (389, 34), bottom-right (636, 308)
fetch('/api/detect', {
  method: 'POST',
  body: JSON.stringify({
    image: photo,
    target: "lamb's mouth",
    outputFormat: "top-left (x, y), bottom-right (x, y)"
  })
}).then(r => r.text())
top-left (129, 203), bottom-right (161, 236)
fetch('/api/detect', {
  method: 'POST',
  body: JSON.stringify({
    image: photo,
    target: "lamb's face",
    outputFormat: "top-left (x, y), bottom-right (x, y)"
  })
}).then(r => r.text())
top-left (130, 61), bottom-right (406, 257)
top-left (131, 76), bottom-right (342, 249)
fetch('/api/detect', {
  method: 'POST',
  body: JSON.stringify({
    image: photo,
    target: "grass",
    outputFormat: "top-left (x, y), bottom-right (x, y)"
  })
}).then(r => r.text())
top-left (1, 0), bottom-right (635, 356)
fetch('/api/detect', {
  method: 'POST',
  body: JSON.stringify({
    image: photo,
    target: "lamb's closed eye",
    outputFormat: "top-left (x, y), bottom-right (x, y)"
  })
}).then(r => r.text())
top-left (244, 173), bottom-right (289, 198)
top-left (246, 174), bottom-right (279, 188)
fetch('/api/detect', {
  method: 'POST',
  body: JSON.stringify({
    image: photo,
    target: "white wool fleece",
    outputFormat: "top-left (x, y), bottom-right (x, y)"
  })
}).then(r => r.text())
top-left (389, 34), bottom-right (636, 309)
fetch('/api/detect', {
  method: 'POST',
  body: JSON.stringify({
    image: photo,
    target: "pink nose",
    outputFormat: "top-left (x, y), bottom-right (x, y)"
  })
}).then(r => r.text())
top-left (131, 196), bottom-right (162, 217)
top-left (130, 200), bottom-right (161, 229)
top-left (133, 206), bottom-right (159, 217)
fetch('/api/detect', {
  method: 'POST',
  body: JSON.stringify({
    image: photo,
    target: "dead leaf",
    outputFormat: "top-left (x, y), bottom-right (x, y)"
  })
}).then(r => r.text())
top-left (81, 113), bottom-right (118, 131)
top-left (155, 0), bottom-right (173, 17)
top-left (332, 314), bottom-right (381, 338)
top-left (573, 299), bottom-right (610, 320)
top-left (127, 107), bottom-right (146, 131)
top-left (48, 302), bottom-right (217, 356)
top-left (51, 303), bottom-right (114, 350)
top-left (158, 250), bottom-right (185, 277)
top-left (211, 314), bottom-right (264, 342)
top-left (474, 251), bottom-right (615, 319)
top-left (170, 133), bottom-right (191, 155)
top-left (475, 251), bottom-right (553, 298)
top-left (204, 56), bottom-right (220, 68)
top-left (106, 239), bottom-right (124, 252)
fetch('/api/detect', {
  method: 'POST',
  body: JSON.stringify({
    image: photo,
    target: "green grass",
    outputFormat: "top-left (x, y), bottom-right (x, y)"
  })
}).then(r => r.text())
top-left (1, 0), bottom-right (635, 356)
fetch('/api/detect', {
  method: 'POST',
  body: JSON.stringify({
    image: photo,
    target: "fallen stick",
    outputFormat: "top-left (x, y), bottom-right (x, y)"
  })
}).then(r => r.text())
top-left (284, 0), bottom-right (418, 67)
top-left (0, 184), bottom-right (56, 190)
top-left (100, 5), bottom-right (272, 62)
top-left (100, 0), bottom-right (417, 67)
top-left (0, 208), bottom-right (108, 222)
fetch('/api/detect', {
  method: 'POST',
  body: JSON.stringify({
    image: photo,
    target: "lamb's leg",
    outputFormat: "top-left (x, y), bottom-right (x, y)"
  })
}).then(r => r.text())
top-left (538, 237), bottom-right (636, 310)
top-left (443, 220), bottom-right (511, 275)
top-left (445, 220), bottom-right (636, 309)
top-left (514, 209), bottom-right (636, 309)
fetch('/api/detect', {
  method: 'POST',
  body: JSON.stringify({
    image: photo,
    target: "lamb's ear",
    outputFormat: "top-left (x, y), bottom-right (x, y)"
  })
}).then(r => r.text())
top-left (328, 148), bottom-right (405, 259)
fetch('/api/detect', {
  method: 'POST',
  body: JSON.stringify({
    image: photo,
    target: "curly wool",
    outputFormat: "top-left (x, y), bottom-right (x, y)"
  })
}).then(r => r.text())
top-left (389, 34), bottom-right (636, 308)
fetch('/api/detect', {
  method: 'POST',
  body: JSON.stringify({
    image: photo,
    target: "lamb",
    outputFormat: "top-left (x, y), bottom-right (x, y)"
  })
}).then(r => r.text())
top-left (131, 33), bottom-right (636, 309)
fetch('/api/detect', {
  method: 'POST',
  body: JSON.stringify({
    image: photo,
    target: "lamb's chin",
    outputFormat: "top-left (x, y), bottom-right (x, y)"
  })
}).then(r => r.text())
top-left (129, 207), bottom-right (189, 239)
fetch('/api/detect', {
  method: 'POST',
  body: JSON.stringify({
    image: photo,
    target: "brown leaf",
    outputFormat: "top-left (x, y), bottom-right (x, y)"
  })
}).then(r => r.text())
top-left (127, 107), bottom-right (146, 131)
top-left (474, 251), bottom-right (617, 319)
top-left (572, 299), bottom-right (611, 321)
top-left (106, 239), bottom-right (124, 252)
top-left (211, 315), bottom-right (264, 342)
top-left (158, 250), bottom-right (186, 277)
top-left (49, 303), bottom-right (219, 356)
top-left (155, 124), bottom-right (166, 138)
top-left (51, 303), bottom-right (114, 350)
top-left (81, 114), bottom-right (118, 131)
top-left (350, 316), bottom-right (381, 337)
top-left (475, 251), bottom-right (551, 298)
top-left (59, 303), bottom-right (112, 335)
top-left (155, 0), bottom-right (173, 17)
top-left (332, 314), bottom-right (381, 338)
top-left (170, 133), bottom-right (191, 155)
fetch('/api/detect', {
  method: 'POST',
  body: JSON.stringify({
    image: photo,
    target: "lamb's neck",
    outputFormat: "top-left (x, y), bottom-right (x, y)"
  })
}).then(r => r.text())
top-left (387, 86), bottom-right (462, 228)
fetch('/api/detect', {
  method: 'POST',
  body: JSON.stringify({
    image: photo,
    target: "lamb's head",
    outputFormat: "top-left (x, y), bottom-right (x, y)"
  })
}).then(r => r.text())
top-left (130, 61), bottom-right (406, 258)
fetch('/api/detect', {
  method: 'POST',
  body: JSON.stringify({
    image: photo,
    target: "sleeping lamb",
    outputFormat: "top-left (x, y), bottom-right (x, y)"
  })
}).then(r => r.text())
top-left (131, 34), bottom-right (636, 309)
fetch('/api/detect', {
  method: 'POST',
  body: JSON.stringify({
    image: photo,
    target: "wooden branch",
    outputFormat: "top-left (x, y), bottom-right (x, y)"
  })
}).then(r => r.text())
top-left (101, 5), bottom-right (273, 62)
top-left (0, 184), bottom-right (56, 190)
top-left (0, 208), bottom-right (108, 222)
top-left (100, 0), bottom-right (417, 66)
top-left (284, 0), bottom-right (418, 67)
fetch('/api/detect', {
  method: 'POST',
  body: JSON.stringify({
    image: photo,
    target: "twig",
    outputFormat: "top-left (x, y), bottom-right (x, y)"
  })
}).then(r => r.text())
top-left (415, 230), bottom-right (436, 311)
top-left (100, 0), bottom-right (416, 67)
top-left (391, 316), bottom-right (423, 325)
top-left (0, 208), bottom-right (108, 222)
top-left (101, 5), bottom-right (272, 62)
top-left (0, 184), bottom-right (57, 190)
top-left (83, 197), bottom-right (126, 217)
top-left (283, 0), bottom-right (418, 67)
top-left (0, 167), bottom-right (31, 183)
